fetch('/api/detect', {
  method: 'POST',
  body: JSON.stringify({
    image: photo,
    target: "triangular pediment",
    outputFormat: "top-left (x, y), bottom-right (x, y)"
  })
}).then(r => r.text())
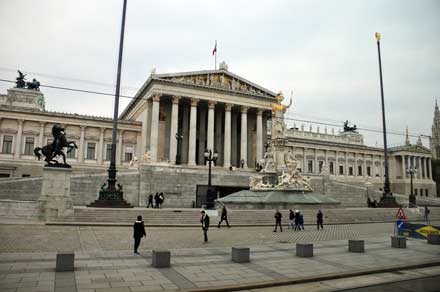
top-left (153, 69), bottom-right (277, 98)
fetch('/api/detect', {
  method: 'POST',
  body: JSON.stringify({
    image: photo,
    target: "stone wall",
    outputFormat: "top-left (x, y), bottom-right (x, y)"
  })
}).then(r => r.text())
top-left (0, 176), bottom-right (42, 201)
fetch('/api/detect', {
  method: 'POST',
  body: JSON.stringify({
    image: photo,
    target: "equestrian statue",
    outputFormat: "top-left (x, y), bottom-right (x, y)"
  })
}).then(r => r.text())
top-left (34, 124), bottom-right (78, 167)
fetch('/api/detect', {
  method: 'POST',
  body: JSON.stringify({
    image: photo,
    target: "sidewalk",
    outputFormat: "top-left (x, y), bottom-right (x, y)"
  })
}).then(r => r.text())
top-left (0, 235), bottom-right (439, 292)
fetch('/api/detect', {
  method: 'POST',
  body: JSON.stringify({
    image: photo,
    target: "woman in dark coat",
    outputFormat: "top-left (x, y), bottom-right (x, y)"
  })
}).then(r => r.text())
top-left (217, 206), bottom-right (230, 228)
top-left (133, 215), bottom-right (146, 254)
top-left (317, 210), bottom-right (324, 230)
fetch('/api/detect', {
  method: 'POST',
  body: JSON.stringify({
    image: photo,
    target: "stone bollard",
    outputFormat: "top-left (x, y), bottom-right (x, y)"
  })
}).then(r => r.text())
top-left (231, 247), bottom-right (250, 263)
top-left (348, 240), bottom-right (365, 253)
top-left (391, 236), bottom-right (407, 248)
top-left (296, 243), bottom-right (313, 257)
top-left (56, 252), bottom-right (75, 272)
top-left (152, 250), bottom-right (171, 268)
top-left (427, 233), bottom-right (440, 245)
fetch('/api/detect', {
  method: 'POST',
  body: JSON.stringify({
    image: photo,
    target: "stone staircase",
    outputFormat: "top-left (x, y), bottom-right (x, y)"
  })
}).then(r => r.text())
top-left (47, 206), bottom-right (440, 226)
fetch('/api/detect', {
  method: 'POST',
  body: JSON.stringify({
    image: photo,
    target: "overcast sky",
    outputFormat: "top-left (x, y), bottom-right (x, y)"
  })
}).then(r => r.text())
top-left (0, 0), bottom-right (438, 147)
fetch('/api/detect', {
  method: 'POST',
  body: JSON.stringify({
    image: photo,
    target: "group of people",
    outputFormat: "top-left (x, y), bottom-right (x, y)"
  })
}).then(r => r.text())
top-left (274, 209), bottom-right (324, 232)
top-left (147, 192), bottom-right (165, 209)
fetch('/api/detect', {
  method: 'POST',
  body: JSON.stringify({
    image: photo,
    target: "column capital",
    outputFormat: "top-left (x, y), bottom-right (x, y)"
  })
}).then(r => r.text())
top-left (151, 93), bottom-right (161, 102)
top-left (190, 98), bottom-right (199, 107)
top-left (100, 128), bottom-right (106, 134)
top-left (172, 96), bottom-right (181, 104)
top-left (241, 106), bottom-right (249, 113)
top-left (17, 119), bottom-right (24, 125)
top-left (80, 125), bottom-right (87, 130)
top-left (208, 100), bottom-right (216, 109)
top-left (39, 121), bottom-right (46, 127)
top-left (119, 129), bottom-right (125, 134)
top-left (256, 108), bottom-right (264, 115)
top-left (224, 103), bottom-right (233, 111)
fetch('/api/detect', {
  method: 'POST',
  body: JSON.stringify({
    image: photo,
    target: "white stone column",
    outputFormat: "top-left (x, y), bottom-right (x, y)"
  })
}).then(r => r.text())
top-left (240, 106), bottom-right (248, 168)
top-left (207, 101), bottom-right (216, 152)
top-left (78, 126), bottom-right (86, 163)
top-left (117, 129), bottom-right (124, 165)
top-left (403, 155), bottom-right (408, 178)
top-left (14, 119), bottom-right (24, 159)
top-left (223, 104), bottom-right (232, 167)
top-left (169, 96), bottom-right (180, 165)
top-left (428, 158), bottom-right (432, 179)
top-left (363, 155), bottom-right (367, 178)
top-left (39, 122), bottom-right (45, 147)
top-left (345, 152), bottom-right (348, 178)
top-left (188, 98), bottom-right (199, 165)
top-left (141, 100), bottom-right (149, 154)
top-left (150, 93), bottom-right (161, 161)
top-left (416, 156), bottom-right (421, 179)
top-left (314, 149), bottom-right (318, 174)
top-left (421, 157), bottom-right (426, 179)
top-left (401, 155), bottom-right (405, 179)
top-left (231, 110), bottom-right (238, 166)
top-left (303, 148), bottom-right (307, 173)
top-left (98, 128), bottom-right (105, 165)
top-left (256, 109), bottom-right (263, 164)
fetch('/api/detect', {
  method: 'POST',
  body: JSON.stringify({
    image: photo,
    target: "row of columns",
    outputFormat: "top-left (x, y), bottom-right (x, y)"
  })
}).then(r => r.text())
top-left (401, 155), bottom-right (432, 180)
top-left (147, 94), bottom-right (266, 168)
top-left (0, 118), bottom-right (129, 165)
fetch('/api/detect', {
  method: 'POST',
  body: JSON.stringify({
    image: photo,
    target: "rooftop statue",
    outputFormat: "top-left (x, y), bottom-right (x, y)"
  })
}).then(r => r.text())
top-left (34, 124), bottom-right (78, 167)
top-left (343, 120), bottom-right (358, 133)
top-left (15, 70), bottom-right (26, 88)
top-left (271, 92), bottom-right (292, 140)
top-left (26, 78), bottom-right (40, 91)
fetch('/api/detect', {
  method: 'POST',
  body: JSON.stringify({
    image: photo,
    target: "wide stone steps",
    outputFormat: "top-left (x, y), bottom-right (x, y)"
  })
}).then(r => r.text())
top-left (47, 206), bottom-right (440, 226)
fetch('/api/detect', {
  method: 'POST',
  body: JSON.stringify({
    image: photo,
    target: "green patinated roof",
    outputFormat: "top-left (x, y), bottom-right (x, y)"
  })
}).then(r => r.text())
top-left (218, 190), bottom-right (340, 204)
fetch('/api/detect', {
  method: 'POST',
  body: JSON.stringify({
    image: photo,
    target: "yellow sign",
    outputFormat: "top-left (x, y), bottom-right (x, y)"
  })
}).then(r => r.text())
top-left (415, 225), bottom-right (440, 238)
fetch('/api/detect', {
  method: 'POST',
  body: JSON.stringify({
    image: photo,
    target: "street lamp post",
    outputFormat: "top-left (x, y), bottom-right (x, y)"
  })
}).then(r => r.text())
top-left (375, 32), bottom-right (398, 208)
top-left (406, 167), bottom-right (417, 207)
top-left (88, 0), bottom-right (131, 208)
top-left (204, 149), bottom-right (218, 209)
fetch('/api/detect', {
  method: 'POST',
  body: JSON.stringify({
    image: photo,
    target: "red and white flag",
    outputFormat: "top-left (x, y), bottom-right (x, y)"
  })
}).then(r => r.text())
top-left (212, 41), bottom-right (217, 56)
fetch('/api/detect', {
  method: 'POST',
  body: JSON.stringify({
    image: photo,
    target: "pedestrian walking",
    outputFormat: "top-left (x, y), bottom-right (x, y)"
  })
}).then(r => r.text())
top-left (147, 194), bottom-right (153, 208)
top-left (154, 192), bottom-right (160, 209)
top-left (217, 206), bottom-right (230, 228)
top-left (299, 212), bottom-right (305, 230)
top-left (200, 210), bottom-right (210, 242)
top-left (273, 209), bottom-right (282, 232)
top-left (133, 215), bottom-right (146, 254)
top-left (288, 209), bottom-right (295, 229)
top-left (424, 205), bottom-right (430, 224)
top-left (317, 210), bottom-right (323, 229)
top-left (294, 210), bottom-right (300, 230)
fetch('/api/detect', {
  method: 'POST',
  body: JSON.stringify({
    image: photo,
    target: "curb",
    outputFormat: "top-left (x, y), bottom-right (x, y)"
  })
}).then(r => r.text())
top-left (181, 261), bottom-right (440, 292)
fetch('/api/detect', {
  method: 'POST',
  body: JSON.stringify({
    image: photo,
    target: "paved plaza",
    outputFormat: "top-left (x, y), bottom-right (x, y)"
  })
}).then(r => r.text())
top-left (0, 222), bottom-right (439, 292)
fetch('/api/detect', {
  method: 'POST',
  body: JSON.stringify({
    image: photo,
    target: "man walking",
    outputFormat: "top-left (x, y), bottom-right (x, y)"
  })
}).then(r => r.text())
top-left (200, 210), bottom-right (210, 242)
top-left (154, 192), bottom-right (160, 209)
top-left (317, 210), bottom-right (324, 230)
top-left (217, 206), bottom-right (230, 228)
top-left (147, 194), bottom-right (153, 208)
top-left (133, 215), bottom-right (146, 254)
top-left (288, 209), bottom-right (295, 229)
top-left (273, 209), bottom-right (282, 232)
top-left (424, 205), bottom-right (430, 225)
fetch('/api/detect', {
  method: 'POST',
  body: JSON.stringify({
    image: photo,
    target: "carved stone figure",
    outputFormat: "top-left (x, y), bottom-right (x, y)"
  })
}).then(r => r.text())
top-left (231, 79), bottom-right (238, 91)
top-left (26, 78), bottom-right (40, 91)
top-left (250, 175), bottom-right (272, 189)
top-left (262, 148), bottom-right (275, 172)
top-left (33, 124), bottom-right (78, 167)
top-left (343, 120), bottom-right (358, 133)
top-left (141, 150), bottom-right (151, 162)
top-left (271, 92), bottom-right (292, 140)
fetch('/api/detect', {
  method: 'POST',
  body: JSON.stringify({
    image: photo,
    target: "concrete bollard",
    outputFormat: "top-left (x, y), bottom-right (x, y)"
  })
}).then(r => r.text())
top-left (56, 252), bottom-right (75, 272)
top-left (296, 243), bottom-right (313, 257)
top-left (231, 247), bottom-right (250, 263)
top-left (391, 236), bottom-right (407, 248)
top-left (152, 250), bottom-right (171, 268)
top-left (427, 233), bottom-right (440, 245)
top-left (348, 240), bottom-right (365, 253)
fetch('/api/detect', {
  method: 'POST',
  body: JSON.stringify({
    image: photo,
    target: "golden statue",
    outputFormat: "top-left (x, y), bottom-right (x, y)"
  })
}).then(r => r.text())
top-left (272, 92), bottom-right (292, 113)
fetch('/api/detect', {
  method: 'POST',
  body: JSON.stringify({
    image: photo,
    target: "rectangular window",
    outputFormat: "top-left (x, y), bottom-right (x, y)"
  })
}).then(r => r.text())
top-left (349, 166), bottom-right (353, 176)
top-left (415, 189), bottom-right (418, 196)
top-left (339, 165), bottom-right (344, 175)
top-left (86, 142), bottom-right (96, 160)
top-left (67, 143), bottom-right (76, 159)
top-left (358, 165), bottom-right (362, 176)
top-left (329, 162), bottom-right (334, 174)
top-left (124, 145), bottom-right (133, 162)
top-left (318, 161), bottom-right (323, 173)
top-left (307, 160), bottom-right (313, 173)
top-left (2, 135), bottom-right (13, 154)
top-left (426, 189), bottom-right (428, 197)
top-left (106, 144), bottom-right (112, 161)
top-left (24, 137), bottom-right (35, 155)
top-left (367, 166), bottom-right (371, 176)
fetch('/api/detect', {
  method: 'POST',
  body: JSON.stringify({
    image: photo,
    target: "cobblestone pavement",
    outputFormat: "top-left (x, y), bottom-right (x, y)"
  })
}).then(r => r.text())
top-left (0, 223), bottom-right (398, 253)
top-left (0, 235), bottom-right (439, 292)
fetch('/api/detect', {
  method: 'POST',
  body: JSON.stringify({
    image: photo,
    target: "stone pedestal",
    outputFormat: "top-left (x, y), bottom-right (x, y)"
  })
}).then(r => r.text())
top-left (56, 252), bottom-right (75, 272)
top-left (391, 236), bottom-right (407, 248)
top-left (231, 247), bottom-right (250, 263)
top-left (38, 167), bottom-right (74, 220)
top-left (296, 243), bottom-right (313, 257)
top-left (152, 250), bottom-right (171, 268)
top-left (348, 240), bottom-right (365, 253)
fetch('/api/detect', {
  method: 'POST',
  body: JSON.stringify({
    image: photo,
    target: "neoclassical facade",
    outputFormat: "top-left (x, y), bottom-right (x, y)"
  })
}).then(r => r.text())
top-left (0, 67), bottom-right (436, 198)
